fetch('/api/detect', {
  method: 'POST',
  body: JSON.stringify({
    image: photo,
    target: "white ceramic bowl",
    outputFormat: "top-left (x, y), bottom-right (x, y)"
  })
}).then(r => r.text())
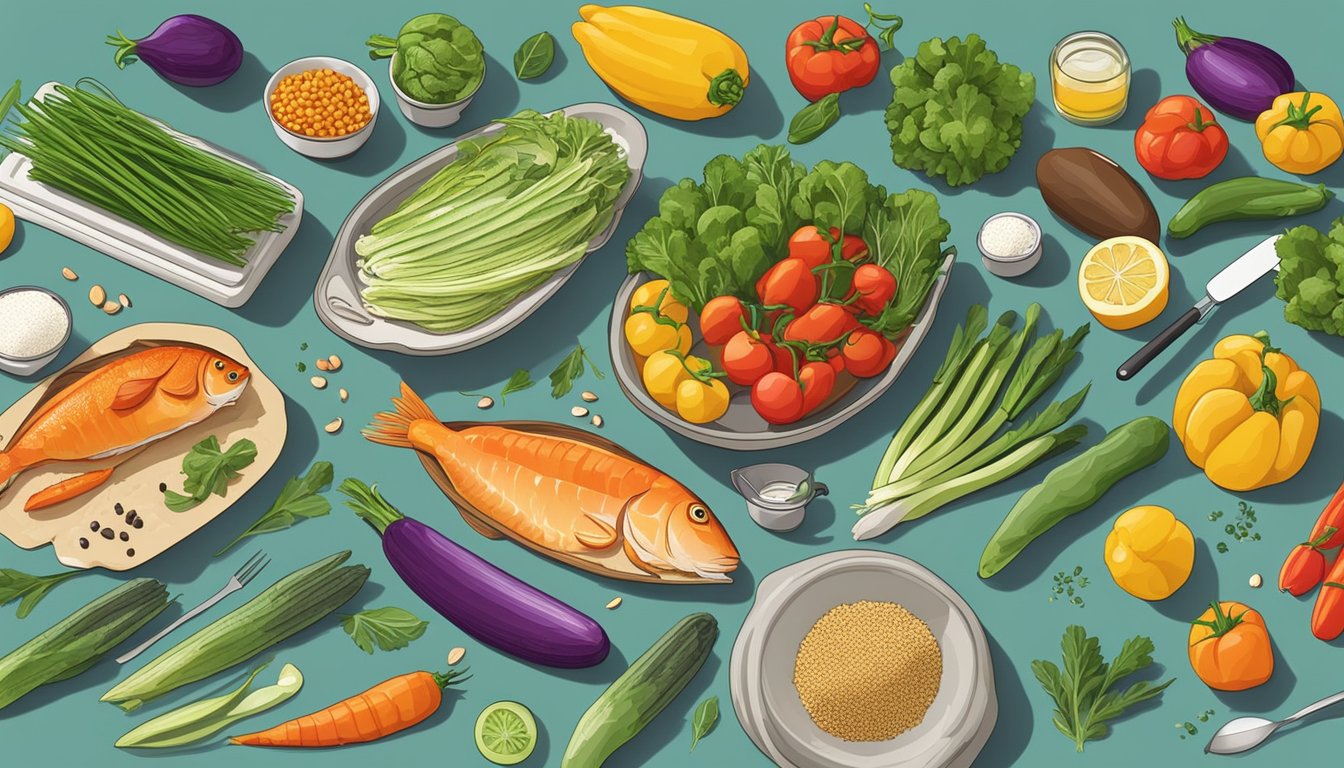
top-left (264, 57), bottom-right (380, 159)
top-left (977, 212), bottom-right (1042, 278)
top-left (0, 285), bottom-right (72, 377)
top-left (387, 55), bottom-right (482, 128)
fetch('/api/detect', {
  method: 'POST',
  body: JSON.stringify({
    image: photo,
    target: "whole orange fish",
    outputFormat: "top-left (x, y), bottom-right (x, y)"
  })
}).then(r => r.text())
top-left (0, 345), bottom-right (250, 507)
top-left (365, 383), bottom-right (740, 583)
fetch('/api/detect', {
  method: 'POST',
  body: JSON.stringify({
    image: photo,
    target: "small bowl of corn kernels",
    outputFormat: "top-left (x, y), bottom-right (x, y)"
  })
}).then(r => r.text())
top-left (264, 56), bottom-right (380, 159)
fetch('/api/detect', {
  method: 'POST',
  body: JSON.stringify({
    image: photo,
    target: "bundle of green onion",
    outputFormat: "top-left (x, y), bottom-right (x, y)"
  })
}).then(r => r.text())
top-left (0, 83), bottom-right (294, 266)
top-left (852, 304), bottom-right (1092, 540)
top-left (355, 109), bottom-right (630, 333)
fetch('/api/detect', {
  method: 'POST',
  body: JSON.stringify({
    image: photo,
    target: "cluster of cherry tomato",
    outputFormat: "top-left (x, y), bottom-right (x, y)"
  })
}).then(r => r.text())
top-left (625, 224), bottom-right (904, 427)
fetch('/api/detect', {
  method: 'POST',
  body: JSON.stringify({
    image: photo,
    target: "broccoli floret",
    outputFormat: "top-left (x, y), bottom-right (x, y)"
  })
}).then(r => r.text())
top-left (1276, 217), bottom-right (1344, 336)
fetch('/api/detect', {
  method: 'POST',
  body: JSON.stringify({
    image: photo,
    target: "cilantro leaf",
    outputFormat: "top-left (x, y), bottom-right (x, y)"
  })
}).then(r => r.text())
top-left (163, 436), bottom-right (258, 513)
top-left (341, 607), bottom-right (429, 654)
top-left (213, 462), bottom-right (334, 556)
top-left (0, 568), bottom-right (79, 618)
top-left (500, 368), bottom-right (534, 404)
top-left (549, 342), bottom-right (605, 398)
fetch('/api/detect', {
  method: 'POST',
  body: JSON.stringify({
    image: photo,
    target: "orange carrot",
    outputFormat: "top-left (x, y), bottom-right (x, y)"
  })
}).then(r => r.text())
top-left (230, 669), bottom-right (466, 747)
top-left (24, 468), bottom-right (115, 512)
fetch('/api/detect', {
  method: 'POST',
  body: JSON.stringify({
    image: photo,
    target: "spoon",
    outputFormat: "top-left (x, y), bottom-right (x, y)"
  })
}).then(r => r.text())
top-left (1205, 690), bottom-right (1344, 754)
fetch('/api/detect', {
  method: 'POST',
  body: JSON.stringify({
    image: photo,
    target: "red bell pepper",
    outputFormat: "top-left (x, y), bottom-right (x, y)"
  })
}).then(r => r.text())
top-left (1312, 553), bottom-right (1344, 641)
top-left (1134, 95), bottom-right (1229, 180)
top-left (1279, 480), bottom-right (1344, 595)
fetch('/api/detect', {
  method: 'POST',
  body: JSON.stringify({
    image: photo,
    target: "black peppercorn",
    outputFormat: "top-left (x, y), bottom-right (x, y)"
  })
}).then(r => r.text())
top-left (79, 537), bottom-right (89, 549)
top-left (100, 528), bottom-right (114, 540)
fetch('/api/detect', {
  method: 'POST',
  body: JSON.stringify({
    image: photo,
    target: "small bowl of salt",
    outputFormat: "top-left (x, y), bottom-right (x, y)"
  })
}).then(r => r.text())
top-left (978, 212), bottom-right (1042, 277)
top-left (0, 286), bottom-right (72, 376)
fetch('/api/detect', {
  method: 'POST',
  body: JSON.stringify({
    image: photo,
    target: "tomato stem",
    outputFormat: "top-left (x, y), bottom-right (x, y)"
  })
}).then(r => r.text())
top-left (1190, 601), bottom-right (1246, 640)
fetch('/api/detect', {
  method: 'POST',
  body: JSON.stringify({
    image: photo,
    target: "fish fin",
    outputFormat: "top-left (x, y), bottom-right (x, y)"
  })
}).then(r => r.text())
top-left (111, 378), bottom-right (160, 410)
top-left (24, 467), bottom-right (116, 512)
top-left (615, 492), bottom-right (662, 575)
top-left (574, 513), bottom-right (618, 549)
top-left (623, 538), bottom-right (662, 576)
top-left (458, 507), bottom-right (504, 539)
top-left (363, 382), bottom-right (441, 448)
top-left (158, 353), bottom-right (200, 397)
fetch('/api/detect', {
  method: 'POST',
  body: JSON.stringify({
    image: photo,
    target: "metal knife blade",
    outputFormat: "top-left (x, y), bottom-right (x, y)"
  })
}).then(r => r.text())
top-left (1205, 235), bottom-right (1281, 306)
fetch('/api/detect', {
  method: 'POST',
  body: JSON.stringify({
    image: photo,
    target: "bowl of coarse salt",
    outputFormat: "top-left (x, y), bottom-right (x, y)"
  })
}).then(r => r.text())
top-left (977, 212), bottom-right (1042, 277)
top-left (0, 286), bottom-right (72, 376)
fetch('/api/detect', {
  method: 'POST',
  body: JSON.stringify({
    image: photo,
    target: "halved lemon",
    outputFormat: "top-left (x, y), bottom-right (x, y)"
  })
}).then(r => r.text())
top-left (1078, 236), bottom-right (1169, 330)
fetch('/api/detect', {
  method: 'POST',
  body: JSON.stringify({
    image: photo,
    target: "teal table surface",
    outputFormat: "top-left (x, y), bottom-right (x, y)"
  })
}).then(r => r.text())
top-left (3, 0), bottom-right (1343, 765)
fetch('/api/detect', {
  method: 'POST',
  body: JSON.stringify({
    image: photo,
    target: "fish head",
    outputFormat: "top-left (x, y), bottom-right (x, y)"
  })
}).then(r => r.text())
top-left (625, 479), bottom-right (740, 582)
top-left (203, 354), bottom-right (251, 407)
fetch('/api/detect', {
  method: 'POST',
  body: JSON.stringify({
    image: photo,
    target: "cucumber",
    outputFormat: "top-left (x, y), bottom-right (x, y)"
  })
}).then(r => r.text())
top-left (1167, 177), bottom-right (1333, 239)
top-left (562, 612), bottom-right (717, 767)
top-left (979, 416), bottom-right (1170, 578)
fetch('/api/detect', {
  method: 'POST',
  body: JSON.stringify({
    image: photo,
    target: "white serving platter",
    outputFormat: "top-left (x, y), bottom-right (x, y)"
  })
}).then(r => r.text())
top-left (313, 102), bottom-right (647, 356)
top-left (0, 82), bottom-right (304, 307)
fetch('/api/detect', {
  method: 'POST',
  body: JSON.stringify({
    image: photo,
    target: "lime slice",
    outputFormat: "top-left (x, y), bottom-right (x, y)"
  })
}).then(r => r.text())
top-left (475, 700), bottom-right (537, 765)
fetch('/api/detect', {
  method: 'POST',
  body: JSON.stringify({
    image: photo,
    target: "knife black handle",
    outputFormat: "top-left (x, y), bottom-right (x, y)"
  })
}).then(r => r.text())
top-left (1117, 307), bottom-right (1201, 381)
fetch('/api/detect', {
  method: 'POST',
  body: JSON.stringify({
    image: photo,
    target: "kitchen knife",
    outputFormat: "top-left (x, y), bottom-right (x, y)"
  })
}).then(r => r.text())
top-left (1116, 234), bottom-right (1281, 381)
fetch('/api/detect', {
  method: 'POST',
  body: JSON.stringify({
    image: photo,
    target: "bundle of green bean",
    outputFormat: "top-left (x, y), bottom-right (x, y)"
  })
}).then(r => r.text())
top-left (0, 83), bottom-right (294, 266)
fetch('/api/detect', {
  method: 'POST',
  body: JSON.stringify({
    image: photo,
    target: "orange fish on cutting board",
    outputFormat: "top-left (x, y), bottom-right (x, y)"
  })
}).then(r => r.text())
top-left (364, 382), bottom-right (741, 583)
top-left (0, 345), bottom-right (250, 511)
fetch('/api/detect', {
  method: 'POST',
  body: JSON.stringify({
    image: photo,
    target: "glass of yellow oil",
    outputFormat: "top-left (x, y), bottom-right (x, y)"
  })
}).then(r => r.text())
top-left (1050, 31), bottom-right (1130, 125)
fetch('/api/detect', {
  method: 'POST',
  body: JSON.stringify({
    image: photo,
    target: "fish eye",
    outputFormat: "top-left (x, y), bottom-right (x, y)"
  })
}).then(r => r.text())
top-left (227, 371), bottom-right (239, 382)
top-left (689, 505), bottom-right (709, 523)
top-left (213, 360), bottom-right (225, 370)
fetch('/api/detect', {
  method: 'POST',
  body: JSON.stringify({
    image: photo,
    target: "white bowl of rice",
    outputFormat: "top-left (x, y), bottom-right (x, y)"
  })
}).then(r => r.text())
top-left (0, 286), bottom-right (71, 376)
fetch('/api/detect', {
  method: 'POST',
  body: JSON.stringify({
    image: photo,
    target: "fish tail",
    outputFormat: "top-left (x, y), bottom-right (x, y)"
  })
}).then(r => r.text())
top-left (362, 382), bottom-right (441, 448)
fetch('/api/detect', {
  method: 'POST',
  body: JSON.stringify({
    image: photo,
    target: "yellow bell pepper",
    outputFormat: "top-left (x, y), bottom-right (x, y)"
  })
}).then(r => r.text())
top-left (572, 5), bottom-right (749, 121)
top-left (1173, 333), bottom-right (1320, 491)
top-left (1104, 506), bottom-right (1194, 601)
top-left (1255, 91), bottom-right (1344, 174)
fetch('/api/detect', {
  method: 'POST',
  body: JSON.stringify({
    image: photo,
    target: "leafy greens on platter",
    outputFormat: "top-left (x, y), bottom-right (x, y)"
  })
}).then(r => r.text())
top-left (884, 34), bottom-right (1036, 187)
top-left (626, 144), bottom-right (951, 334)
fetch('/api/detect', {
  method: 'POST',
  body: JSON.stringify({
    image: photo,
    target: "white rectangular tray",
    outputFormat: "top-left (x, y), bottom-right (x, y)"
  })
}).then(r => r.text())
top-left (0, 82), bottom-right (303, 307)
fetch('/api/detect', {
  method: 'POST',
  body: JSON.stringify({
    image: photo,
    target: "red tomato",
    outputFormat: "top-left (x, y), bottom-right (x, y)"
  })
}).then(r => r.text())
top-left (838, 232), bottom-right (869, 261)
top-left (783, 303), bottom-right (859, 344)
top-left (842, 329), bottom-right (896, 378)
top-left (700, 296), bottom-right (748, 346)
top-left (799, 360), bottom-right (837, 414)
top-left (785, 16), bottom-right (881, 102)
top-left (788, 226), bottom-right (870, 266)
top-left (771, 340), bottom-right (799, 375)
top-left (721, 331), bottom-right (775, 386)
top-left (751, 371), bottom-right (806, 424)
top-left (826, 349), bottom-right (846, 374)
top-left (1134, 95), bottom-right (1229, 180)
top-left (755, 257), bottom-right (819, 313)
top-left (850, 263), bottom-right (897, 315)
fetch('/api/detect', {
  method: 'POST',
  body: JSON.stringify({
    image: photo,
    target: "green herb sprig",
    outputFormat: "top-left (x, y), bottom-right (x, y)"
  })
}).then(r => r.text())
top-left (163, 436), bottom-right (258, 513)
top-left (341, 607), bottom-right (429, 654)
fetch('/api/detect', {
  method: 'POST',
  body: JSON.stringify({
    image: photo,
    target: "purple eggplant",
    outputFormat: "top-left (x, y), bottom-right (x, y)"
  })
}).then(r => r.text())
top-left (341, 478), bottom-right (610, 669)
top-left (107, 15), bottom-right (243, 87)
top-left (1173, 17), bottom-right (1294, 121)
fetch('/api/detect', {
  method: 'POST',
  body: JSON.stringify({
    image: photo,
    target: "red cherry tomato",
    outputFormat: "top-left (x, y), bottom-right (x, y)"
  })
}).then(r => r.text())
top-left (751, 371), bottom-right (806, 425)
top-left (787, 226), bottom-right (870, 267)
top-left (755, 257), bottom-right (819, 313)
top-left (770, 340), bottom-right (799, 374)
top-left (783, 303), bottom-right (859, 344)
top-left (700, 296), bottom-right (748, 346)
top-left (826, 349), bottom-right (846, 374)
top-left (838, 231), bottom-right (869, 261)
top-left (842, 329), bottom-right (896, 378)
top-left (799, 360), bottom-right (837, 414)
top-left (850, 263), bottom-right (897, 315)
top-left (721, 330), bottom-right (774, 386)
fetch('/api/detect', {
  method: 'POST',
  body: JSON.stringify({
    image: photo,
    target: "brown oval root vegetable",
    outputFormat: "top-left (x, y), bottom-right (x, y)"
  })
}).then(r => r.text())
top-left (1037, 148), bottom-right (1160, 242)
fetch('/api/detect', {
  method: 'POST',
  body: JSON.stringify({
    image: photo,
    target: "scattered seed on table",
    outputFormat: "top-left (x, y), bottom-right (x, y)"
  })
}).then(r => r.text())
top-left (581, 391), bottom-right (598, 402)
top-left (315, 358), bottom-right (330, 371)
top-left (591, 415), bottom-right (604, 428)
top-left (118, 293), bottom-right (131, 308)
top-left (327, 354), bottom-right (342, 371)
top-left (1249, 573), bottom-right (1263, 588)
top-left (310, 376), bottom-right (328, 390)
top-left (61, 267), bottom-right (77, 281)
top-left (102, 300), bottom-right (121, 315)
top-left (88, 284), bottom-right (106, 306)
top-left (339, 387), bottom-right (349, 402)
top-left (606, 597), bottom-right (622, 610)
top-left (477, 396), bottom-right (494, 409)
top-left (571, 406), bottom-right (589, 418)
top-left (447, 647), bottom-right (466, 666)
top-left (324, 417), bottom-right (343, 434)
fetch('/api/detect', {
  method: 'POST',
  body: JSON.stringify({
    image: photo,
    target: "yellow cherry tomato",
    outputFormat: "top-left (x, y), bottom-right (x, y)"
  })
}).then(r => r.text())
top-left (629, 279), bottom-right (689, 324)
top-left (1104, 505), bottom-right (1195, 601)
top-left (0, 203), bottom-right (13, 254)
top-left (675, 377), bottom-right (730, 424)
top-left (642, 350), bottom-right (691, 408)
top-left (1255, 91), bottom-right (1344, 174)
top-left (624, 312), bottom-right (692, 358)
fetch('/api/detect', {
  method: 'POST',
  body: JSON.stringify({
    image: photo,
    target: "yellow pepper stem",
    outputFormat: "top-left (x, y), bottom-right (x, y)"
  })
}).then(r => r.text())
top-left (1270, 92), bottom-right (1325, 132)
top-left (1247, 365), bottom-right (1290, 416)
top-left (706, 69), bottom-right (745, 107)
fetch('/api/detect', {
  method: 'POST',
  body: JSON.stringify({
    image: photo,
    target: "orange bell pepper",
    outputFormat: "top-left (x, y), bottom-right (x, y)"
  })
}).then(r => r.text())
top-left (1188, 601), bottom-right (1274, 691)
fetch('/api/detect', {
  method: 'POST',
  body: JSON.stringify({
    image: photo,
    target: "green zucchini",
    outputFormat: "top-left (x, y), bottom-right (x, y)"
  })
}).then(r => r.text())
top-left (979, 416), bottom-right (1170, 578)
top-left (0, 578), bottom-right (169, 711)
top-left (1167, 177), bottom-right (1333, 239)
top-left (101, 551), bottom-right (368, 711)
top-left (562, 612), bottom-right (718, 767)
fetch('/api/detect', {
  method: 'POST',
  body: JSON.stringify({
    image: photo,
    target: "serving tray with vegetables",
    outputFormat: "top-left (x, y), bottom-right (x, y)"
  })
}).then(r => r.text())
top-left (314, 102), bottom-right (647, 356)
top-left (0, 82), bottom-right (303, 308)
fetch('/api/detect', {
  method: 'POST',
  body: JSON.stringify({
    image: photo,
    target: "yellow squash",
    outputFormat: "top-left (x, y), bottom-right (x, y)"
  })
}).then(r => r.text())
top-left (1255, 91), bottom-right (1344, 174)
top-left (1173, 333), bottom-right (1320, 491)
top-left (572, 5), bottom-right (749, 121)
top-left (1104, 506), bottom-right (1194, 601)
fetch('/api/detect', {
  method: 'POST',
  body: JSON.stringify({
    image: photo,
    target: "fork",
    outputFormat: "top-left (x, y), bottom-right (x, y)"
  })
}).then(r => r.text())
top-left (116, 551), bottom-right (271, 664)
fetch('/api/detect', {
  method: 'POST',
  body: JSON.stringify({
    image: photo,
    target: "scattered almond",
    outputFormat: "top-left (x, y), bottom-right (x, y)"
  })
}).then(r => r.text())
top-left (117, 293), bottom-right (131, 309)
top-left (477, 396), bottom-right (494, 409)
top-left (315, 358), bottom-right (331, 371)
top-left (324, 417), bottom-right (343, 434)
top-left (447, 647), bottom-right (466, 666)
top-left (88, 284), bottom-right (106, 307)
top-left (581, 391), bottom-right (599, 402)
top-left (606, 597), bottom-right (622, 610)
top-left (61, 267), bottom-right (78, 281)
top-left (1249, 573), bottom-right (1263, 589)
top-left (571, 406), bottom-right (589, 418)
top-left (101, 300), bottom-right (121, 315)
top-left (310, 376), bottom-right (328, 390)
top-left (339, 388), bottom-right (349, 403)
top-left (327, 354), bottom-right (342, 371)
top-left (591, 415), bottom-right (604, 428)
